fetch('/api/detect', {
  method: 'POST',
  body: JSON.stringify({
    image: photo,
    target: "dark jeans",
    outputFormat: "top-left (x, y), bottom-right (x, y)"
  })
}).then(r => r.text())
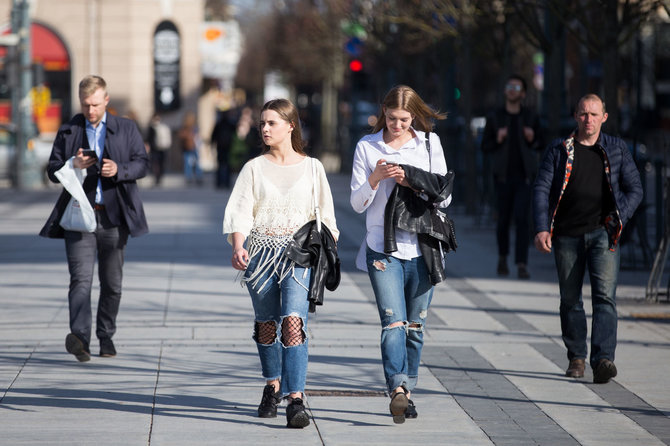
top-left (495, 179), bottom-right (531, 264)
top-left (151, 150), bottom-right (167, 185)
top-left (64, 209), bottom-right (129, 349)
top-left (216, 162), bottom-right (230, 189)
top-left (553, 227), bottom-right (620, 368)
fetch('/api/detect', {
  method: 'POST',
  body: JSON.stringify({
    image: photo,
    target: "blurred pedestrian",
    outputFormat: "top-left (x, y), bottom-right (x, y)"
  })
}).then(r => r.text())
top-left (147, 113), bottom-right (172, 186)
top-left (481, 74), bottom-right (542, 279)
top-left (177, 111), bottom-right (203, 186)
top-left (350, 85), bottom-right (453, 424)
top-left (211, 108), bottom-right (236, 189)
top-left (124, 109), bottom-right (149, 153)
top-left (39, 75), bottom-right (150, 362)
top-left (533, 94), bottom-right (643, 383)
top-left (229, 105), bottom-right (260, 173)
top-left (223, 98), bottom-right (338, 428)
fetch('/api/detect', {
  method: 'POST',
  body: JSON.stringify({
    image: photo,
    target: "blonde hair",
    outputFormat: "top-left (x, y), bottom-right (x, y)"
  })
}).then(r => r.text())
top-left (260, 98), bottom-right (306, 155)
top-left (79, 75), bottom-right (107, 100)
top-left (372, 85), bottom-right (446, 133)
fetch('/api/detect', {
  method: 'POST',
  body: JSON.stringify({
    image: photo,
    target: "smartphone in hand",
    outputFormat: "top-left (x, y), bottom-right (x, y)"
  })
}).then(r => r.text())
top-left (81, 149), bottom-right (97, 158)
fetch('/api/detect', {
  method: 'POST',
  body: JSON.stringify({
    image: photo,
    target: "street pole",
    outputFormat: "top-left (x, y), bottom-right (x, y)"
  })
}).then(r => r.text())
top-left (12, 0), bottom-right (40, 189)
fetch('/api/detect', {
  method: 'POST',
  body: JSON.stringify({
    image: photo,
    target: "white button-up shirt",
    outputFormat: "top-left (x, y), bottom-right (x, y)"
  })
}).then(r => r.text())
top-left (350, 128), bottom-right (452, 271)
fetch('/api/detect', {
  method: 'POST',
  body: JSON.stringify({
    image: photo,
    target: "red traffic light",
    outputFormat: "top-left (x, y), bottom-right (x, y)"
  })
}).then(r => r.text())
top-left (349, 59), bottom-right (363, 72)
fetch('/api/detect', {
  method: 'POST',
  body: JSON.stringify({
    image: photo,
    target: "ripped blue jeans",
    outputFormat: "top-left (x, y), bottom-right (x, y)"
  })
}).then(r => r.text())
top-left (366, 246), bottom-right (434, 394)
top-left (245, 251), bottom-right (311, 397)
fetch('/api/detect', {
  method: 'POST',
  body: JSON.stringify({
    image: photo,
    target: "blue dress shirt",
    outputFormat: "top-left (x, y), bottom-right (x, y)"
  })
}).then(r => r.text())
top-left (85, 113), bottom-right (107, 205)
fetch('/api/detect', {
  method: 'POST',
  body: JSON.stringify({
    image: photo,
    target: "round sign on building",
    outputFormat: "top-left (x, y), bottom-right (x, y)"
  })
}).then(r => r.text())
top-left (154, 21), bottom-right (180, 111)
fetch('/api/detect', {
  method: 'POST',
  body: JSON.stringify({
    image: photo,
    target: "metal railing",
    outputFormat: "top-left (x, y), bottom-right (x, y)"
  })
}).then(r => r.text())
top-left (646, 156), bottom-right (670, 302)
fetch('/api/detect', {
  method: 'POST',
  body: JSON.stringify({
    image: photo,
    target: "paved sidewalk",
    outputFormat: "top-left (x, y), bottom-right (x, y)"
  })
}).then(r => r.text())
top-left (0, 173), bottom-right (668, 446)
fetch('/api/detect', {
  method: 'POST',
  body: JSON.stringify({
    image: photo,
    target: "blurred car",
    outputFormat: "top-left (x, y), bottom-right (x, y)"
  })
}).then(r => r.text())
top-left (0, 123), bottom-right (55, 187)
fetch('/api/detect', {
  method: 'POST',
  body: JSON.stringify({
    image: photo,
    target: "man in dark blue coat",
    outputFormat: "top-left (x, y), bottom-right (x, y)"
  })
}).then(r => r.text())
top-left (533, 94), bottom-right (642, 383)
top-left (40, 75), bottom-right (149, 362)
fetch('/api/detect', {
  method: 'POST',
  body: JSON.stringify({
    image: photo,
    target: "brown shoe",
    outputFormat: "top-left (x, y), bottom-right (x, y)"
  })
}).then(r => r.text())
top-left (593, 359), bottom-right (617, 384)
top-left (565, 359), bottom-right (585, 378)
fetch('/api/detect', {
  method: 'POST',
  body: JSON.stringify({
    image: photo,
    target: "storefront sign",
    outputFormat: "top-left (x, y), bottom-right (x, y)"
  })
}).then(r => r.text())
top-left (154, 21), bottom-right (180, 111)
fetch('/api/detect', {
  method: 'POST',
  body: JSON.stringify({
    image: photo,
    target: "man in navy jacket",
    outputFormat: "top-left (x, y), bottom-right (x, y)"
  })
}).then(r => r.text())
top-left (533, 94), bottom-right (642, 383)
top-left (40, 75), bottom-right (149, 362)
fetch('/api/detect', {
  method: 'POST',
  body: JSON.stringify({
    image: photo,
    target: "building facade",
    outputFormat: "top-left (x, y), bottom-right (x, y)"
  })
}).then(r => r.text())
top-left (0, 0), bottom-right (205, 133)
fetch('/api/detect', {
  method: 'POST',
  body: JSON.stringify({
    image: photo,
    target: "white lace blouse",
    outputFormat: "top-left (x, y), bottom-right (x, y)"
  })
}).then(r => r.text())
top-left (223, 155), bottom-right (338, 290)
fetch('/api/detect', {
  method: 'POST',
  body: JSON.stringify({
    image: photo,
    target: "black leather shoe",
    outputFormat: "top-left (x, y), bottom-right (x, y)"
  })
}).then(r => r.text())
top-left (405, 399), bottom-right (418, 419)
top-left (99, 338), bottom-right (116, 357)
top-left (497, 257), bottom-right (509, 276)
top-left (65, 333), bottom-right (91, 362)
top-left (593, 359), bottom-right (617, 384)
top-left (286, 398), bottom-right (310, 428)
top-left (258, 384), bottom-right (281, 418)
top-left (517, 264), bottom-right (530, 279)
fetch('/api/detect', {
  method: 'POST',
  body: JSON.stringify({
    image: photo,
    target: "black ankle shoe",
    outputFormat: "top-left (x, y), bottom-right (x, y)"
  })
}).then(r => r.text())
top-left (497, 257), bottom-right (509, 276)
top-left (389, 390), bottom-right (409, 424)
top-left (405, 399), bottom-right (418, 419)
top-left (286, 398), bottom-right (310, 428)
top-left (257, 384), bottom-right (281, 418)
top-left (99, 338), bottom-right (116, 357)
top-left (65, 333), bottom-right (91, 362)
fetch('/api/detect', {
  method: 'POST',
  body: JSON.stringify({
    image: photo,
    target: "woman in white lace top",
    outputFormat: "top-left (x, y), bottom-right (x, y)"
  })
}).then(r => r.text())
top-left (223, 98), bottom-right (338, 428)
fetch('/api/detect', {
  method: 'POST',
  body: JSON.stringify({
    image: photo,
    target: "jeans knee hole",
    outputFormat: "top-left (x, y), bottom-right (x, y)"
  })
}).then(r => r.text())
top-left (254, 320), bottom-right (277, 345)
top-left (372, 260), bottom-right (386, 271)
top-left (384, 321), bottom-right (405, 331)
top-left (281, 315), bottom-right (305, 347)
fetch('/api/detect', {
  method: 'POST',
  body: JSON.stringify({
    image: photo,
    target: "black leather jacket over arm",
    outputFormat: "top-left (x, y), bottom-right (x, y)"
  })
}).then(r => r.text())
top-left (284, 221), bottom-right (341, 312)
top-left (384, 164), bottom-right (456, 284)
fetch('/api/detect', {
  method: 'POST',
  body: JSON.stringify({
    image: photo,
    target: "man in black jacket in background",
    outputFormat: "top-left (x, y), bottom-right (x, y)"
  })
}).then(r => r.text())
top-left (481, 74), bottom-right (542, 279)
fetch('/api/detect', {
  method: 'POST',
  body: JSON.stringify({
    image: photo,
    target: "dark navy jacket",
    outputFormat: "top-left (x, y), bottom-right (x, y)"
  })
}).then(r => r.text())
top-left (40, 113), bottom-right (149, 238)
top-left (532, 130), bottom-right (642, 248)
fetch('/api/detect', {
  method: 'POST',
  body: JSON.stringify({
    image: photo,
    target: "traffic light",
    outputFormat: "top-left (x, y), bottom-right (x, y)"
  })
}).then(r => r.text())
top-left (349, 59), bottom-right (363, 72)
top-left (349, 59), bottom-right (367, 92)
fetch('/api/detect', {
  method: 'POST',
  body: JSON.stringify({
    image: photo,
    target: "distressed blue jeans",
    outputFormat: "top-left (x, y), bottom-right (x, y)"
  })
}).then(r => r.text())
top-left (366, 246), bottom-right (434, 394)
top-left (553, 227), bottom-right (620, 369)
top-left (245, 252), bottom-right (311, 396)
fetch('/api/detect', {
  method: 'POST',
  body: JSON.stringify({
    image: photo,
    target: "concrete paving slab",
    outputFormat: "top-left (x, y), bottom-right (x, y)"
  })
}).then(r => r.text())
top-left (1, 176), bottom-right (668, 445)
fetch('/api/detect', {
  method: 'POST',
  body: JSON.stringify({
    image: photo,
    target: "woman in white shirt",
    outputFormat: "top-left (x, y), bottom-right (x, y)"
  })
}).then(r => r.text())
top-left (350, 85), bottom-right (450, 424)
top-left (223, 98), bottom-right (338, 428)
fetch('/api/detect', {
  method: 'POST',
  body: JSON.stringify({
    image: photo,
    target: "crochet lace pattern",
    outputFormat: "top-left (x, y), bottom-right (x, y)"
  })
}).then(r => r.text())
top-left (242, 230), bottom-right (308, 293)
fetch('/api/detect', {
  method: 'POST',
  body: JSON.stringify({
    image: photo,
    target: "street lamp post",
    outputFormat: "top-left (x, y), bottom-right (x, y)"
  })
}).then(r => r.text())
top-left (11, 0), bottom-right (41, 189)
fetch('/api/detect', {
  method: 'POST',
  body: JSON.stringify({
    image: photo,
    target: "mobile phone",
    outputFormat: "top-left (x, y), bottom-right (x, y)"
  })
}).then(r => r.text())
top-left (81, 149), bottom-right (97, 158)
top-left (381, 161), bottom-right (397, 166)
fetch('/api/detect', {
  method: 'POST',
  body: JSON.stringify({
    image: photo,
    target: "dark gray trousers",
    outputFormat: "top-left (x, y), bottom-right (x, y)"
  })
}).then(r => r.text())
top-left (64, 209), bottom-right (128, 349)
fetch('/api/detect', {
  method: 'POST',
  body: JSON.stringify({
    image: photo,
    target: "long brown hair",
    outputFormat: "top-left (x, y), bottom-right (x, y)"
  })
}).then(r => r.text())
top-left (260, 98), bottom-right (306, 155)
top-left (372, 85), bottom-right (446, 134)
